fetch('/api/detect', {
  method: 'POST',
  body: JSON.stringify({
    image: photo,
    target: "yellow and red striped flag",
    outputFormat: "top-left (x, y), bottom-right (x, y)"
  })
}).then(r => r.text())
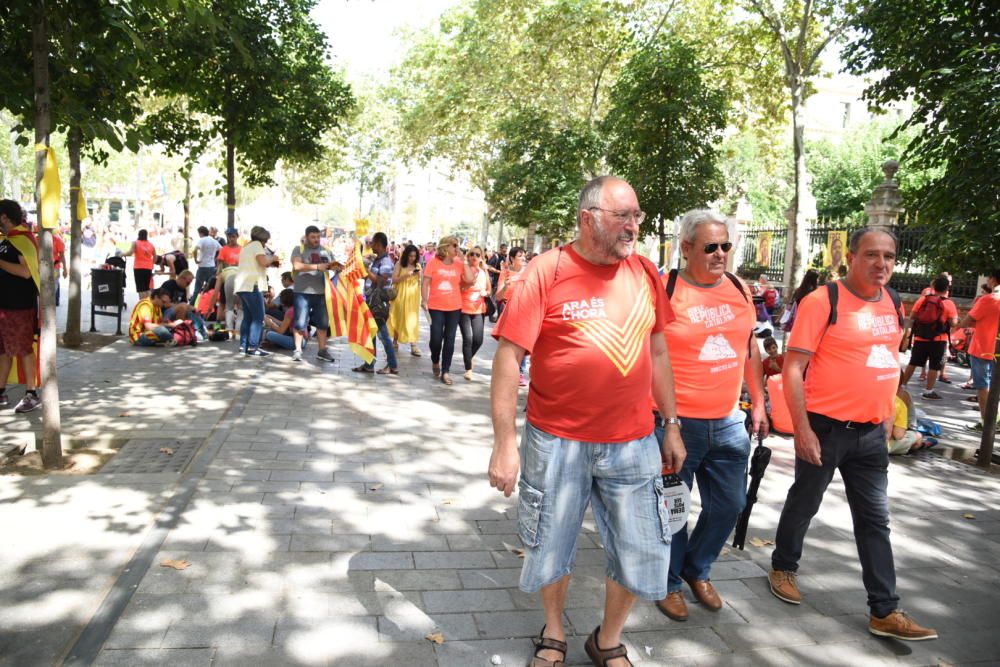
top-left (325, 240), bottom-right (377, 364)
top-left (4, 224), bottom-right (40, 385)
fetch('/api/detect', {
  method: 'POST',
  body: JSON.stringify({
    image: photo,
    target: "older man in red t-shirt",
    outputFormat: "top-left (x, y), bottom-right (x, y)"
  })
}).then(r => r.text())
top-left (489, 176), bottom-right (684, 667)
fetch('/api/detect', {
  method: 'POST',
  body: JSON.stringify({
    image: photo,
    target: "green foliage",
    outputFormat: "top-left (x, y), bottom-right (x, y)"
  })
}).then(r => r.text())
top-left (718, 131), bottom-right (791, 224)
top-left (843, 0), bottom-right (1000, 273)
top-left (603, 37), bottom-right (728, 240)
top-left (486, 110), bottom-right (602, 238)
top-left (145, 0), bottom-right (354, 188)
top-left (807, 120), bottom-right (940, 220)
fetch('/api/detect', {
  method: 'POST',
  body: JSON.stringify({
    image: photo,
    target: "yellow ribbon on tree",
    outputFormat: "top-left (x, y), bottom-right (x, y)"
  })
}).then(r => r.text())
top-left (35, 143), bottom-right (61, 229)
top-left (75, 187), bottom-right (89, 221)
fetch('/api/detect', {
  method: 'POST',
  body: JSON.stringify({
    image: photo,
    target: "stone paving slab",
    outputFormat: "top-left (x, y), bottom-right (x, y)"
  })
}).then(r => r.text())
top-left (99, 437), bottom-right (201, 474)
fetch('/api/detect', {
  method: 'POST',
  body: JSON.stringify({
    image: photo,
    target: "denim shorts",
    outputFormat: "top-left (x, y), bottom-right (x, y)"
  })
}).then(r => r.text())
top-left (970, 356), bottom-right (993, 390)
top-left (293, 292), bottom-right (329, 331)
top-left (517, 422), bottom-right (671, 600)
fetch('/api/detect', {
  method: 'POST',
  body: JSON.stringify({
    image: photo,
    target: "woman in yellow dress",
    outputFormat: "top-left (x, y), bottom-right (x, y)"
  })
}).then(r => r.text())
top-left (388, 244), bottom-right (422, 356)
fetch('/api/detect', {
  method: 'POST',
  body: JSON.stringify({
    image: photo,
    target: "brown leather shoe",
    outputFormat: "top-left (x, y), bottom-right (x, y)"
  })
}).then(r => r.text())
top-left (768, 569), bottom-right (802, 605)
top-left (684, 578), bottom-right (723, 611)
top-left (655, 591), bottom-right (688, 621)
top-left (869, 610), bottom-right (938, 641)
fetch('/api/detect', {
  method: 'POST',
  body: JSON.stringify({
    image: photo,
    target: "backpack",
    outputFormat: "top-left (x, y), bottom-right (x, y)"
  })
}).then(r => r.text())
top-left (665, 268), bottom-right (753, 358)
top-left (824, 281), bottom-right (904, 330)
top-left (910, 294), bottom-right (948, 339)
top-left (171, 321), bottom-right (198, 347)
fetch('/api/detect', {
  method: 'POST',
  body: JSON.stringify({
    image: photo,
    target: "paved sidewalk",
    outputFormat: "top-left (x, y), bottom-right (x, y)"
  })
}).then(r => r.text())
top-left (1, 322), bottom-right (999, 666)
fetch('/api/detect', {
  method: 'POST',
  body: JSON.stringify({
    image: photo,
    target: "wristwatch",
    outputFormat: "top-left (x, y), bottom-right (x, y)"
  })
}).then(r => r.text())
top-left (664, 417), bottom-right (682, 428)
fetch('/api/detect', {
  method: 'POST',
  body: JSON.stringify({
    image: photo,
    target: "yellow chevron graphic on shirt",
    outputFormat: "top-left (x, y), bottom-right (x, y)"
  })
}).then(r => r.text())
top-left (568, 279), bottom-right (656, 376)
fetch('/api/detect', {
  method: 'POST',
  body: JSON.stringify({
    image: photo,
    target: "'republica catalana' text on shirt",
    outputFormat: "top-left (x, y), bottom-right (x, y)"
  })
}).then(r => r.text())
top-left (662, 274), bottom-right (757, 419)
top-left (492, 244), bottom-right (673, 443)
top-left (787, 282), bottom-right (905, 424)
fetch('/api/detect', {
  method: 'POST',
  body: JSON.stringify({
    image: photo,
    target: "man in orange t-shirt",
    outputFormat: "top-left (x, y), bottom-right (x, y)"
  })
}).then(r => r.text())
top-left (653, 209), bottom-right (767, 623)
top-left (901, 275), bottom-right (958, 399)
top-left (955, 269), bottom-right (1000, 431)
top-left (489, 176), bottom-right (684, 667)
top-left (769, 229), bottom-right (937, 642)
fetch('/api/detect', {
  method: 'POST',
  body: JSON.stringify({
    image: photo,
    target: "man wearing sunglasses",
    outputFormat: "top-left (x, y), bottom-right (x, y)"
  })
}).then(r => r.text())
top-left (653, 209), bottom-right (767, 622)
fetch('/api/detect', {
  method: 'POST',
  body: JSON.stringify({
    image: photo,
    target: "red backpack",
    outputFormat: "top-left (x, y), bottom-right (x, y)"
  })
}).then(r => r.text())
top-left (911, 294), bottom-right (947, 339)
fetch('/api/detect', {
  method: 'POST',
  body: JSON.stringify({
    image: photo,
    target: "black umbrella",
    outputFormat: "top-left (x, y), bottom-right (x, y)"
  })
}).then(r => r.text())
top-left (732, 430), bottom-right (772, 550)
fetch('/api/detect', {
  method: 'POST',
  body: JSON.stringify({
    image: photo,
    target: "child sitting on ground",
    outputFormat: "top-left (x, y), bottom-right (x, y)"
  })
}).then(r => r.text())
top-left (888, 381), bottom-right (933, 454)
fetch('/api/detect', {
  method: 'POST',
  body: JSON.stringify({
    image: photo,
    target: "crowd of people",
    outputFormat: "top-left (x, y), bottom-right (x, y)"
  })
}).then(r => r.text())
top-left (3, 178), bottom-right (1000, 666)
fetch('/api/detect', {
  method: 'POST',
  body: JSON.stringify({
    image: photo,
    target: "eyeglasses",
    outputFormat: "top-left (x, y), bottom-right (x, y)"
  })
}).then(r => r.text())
top-left (703, 242), bottom-right (733, 254)
top-left (588, 207), bottom-right (646, 225)
top-left (469, 252), bottom-right (481, 258)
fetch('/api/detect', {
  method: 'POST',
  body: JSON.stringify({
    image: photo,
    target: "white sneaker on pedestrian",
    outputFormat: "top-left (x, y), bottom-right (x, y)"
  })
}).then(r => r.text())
top-left (291, 349), bottom-right (303, 362)
top-left (14, 392), bottom-right (41, 414)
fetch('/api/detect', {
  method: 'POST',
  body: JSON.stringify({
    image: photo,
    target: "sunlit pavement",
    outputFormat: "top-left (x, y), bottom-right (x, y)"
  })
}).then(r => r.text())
top-left (1, 316), bottom-right (999, 666)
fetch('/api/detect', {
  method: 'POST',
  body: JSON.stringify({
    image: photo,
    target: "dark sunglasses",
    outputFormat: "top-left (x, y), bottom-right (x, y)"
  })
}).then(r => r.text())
top-left (469, 252), bottom-right (481, 258)
top-left (703, 242), bottom-right (733, 254)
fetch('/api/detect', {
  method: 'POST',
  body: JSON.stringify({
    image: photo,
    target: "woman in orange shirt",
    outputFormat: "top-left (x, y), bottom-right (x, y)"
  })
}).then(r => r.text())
top-left (459, 245), bottom-right (491, 381)
top-left (125, 229), bottom-right (156, 297)
top-left (421, 235), bottom-right (462, 385)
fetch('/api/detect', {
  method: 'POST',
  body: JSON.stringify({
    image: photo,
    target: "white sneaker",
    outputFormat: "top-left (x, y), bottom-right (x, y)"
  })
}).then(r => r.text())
top-left (14, 393), bottom-right (41, 414)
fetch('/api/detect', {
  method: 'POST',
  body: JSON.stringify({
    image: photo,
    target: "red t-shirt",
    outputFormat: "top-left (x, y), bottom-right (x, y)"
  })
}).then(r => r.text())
top-left (52, 234), bottom-right (65, 268)
top-left (134, 239), bottom-right (155, 270)
top-left (461, 266), bottom-right (489, 315)
top-left (493, 244), bottom-right (673, 443)
top-left (968, 291), bottom-right (1000, 360)
top-left (662, 274), bottom-right (757, 419)
top-left (911, 293), bottom-right (958, 342)
top-left (425, 257), bottom-right (462, 311)
top-left (218, 244), bottom-right (241, 267)
top-left (786, 282), bottom-right (905, 423)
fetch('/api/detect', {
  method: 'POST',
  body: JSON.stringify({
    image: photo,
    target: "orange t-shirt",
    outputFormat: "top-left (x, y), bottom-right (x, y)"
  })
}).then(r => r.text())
top-left (134, 239), bottom-right (155, 270)
top-left (425, 257), bottom-right (463, 311)
top-left (217, 244), bottom-right (241, 267)
top-left (492, 244), bottom-right (674, 443)
top-left (911, 294), bottom-right (958, 342)
top-left (968, 291), bottom-right (1000, 360)
top-left (662, 274), bottom-right (756, 419)
top-left (461, 266), bottom-right (490, 315)
top-left (787, 282), bottom-right (905, 423)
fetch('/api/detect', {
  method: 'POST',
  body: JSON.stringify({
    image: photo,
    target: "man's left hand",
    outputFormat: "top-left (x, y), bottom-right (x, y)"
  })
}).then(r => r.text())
top-left (660, 426), bottom-right (686, 472)
top-left (751, 403), bottom-right (769, 439)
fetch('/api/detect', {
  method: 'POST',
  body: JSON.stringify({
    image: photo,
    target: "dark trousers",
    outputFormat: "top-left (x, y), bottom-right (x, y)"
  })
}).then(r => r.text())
top-left (460, 313), bottom-right (485, 371)
top-left (428, 309), bottom-right (460, 373)
top-left (192, 266), bottom-right (216, 304)
top-left (772, 412), bottom-right (899, 617)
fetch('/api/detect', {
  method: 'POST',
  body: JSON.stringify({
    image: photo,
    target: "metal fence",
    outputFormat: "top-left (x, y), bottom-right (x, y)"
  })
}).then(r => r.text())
top-left (735, 221), bottom-right (979, 299)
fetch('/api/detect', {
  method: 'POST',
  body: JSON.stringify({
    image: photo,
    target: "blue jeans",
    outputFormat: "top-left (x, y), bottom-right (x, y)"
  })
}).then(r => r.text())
top-left (772, 412), bottom-right (899, 617)
top-left (293, 292), bottom-right (329, 331)
top-left (518, 422), bottom-right (671, 600)
top-left (264, 331), bottom-right (297, 350)
top-left (238, 287), bottom-right (265, 351)
top-left (163, 306), bottom-right (208, 341)
top-left (428, 309), bottom-right (460, 373)
top-left (364, 319), bottom-right (398, 370)
top-left (655, 408), bottom-right (750, 593)
top-left (133, 326), bottom-right (172, 346)
top-left (192, 266), bottom-right (216, 304)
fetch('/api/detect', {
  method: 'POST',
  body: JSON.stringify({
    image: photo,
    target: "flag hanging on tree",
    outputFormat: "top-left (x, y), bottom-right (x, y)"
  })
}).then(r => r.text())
top-left (325, 240), bottom-right (377, 364)
top-left (75, 187), bottom-right (89, 221)
top-left (36, 144), bottom-right (60, 229)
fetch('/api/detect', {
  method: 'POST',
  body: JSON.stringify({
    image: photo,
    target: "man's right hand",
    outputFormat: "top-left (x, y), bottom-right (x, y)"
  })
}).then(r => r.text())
top-left (794, 426), bottom-right (822, 466)
top-left (488, 441), bottom-right (520, 497)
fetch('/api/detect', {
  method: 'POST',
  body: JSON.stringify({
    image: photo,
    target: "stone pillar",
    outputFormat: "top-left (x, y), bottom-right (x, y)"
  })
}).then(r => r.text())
top-left (865, 159), bottom-right (905, 230)
top-left (728, 189), bottom-right (753, 274)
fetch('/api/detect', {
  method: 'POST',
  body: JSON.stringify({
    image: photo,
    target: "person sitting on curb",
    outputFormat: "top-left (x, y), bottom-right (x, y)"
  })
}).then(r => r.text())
top-left (888, 381), bottom-right (930, 455)
top-left (129, 288), bottom-right (180, 347)
top-left (263, 289), bottom-right (300, 351)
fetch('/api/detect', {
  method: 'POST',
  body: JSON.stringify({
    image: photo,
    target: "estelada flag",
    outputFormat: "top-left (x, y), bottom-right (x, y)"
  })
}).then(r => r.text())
top-left (325, 240), bottom-right (377, 364)
top-left (3, 224), bottom-right (41, 385)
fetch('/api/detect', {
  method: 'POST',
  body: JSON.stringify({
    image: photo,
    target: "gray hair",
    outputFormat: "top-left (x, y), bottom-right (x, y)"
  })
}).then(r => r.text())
top-left (578, 175), bottom-right (624, 212)
top-left (848, 227), bottom-right (898, 253)
top-left (678, 209), bottom-right (726, 244)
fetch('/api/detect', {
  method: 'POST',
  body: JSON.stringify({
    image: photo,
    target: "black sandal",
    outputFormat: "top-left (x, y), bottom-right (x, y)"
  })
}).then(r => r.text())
top-left (529, 625), bottom-right (566, 667)
top-left (584, 625), bottom-right (632, 666)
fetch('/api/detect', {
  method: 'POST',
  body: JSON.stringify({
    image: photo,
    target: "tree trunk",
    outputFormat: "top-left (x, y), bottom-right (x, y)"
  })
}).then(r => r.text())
top-left (32, 0), bottom-right (62, 468)
top-left (8, 117), bottom-right (21, 201)
top-left (182, 169), bottom-right (191, 255)
top-left (524, 222), bottom-right (537, 255)
top-left (64, 127), bottom-right (83, 348)
top-left (657, 215), bottom-right (666, 267)
top-left (496, 217), bottom-right (504, 248)
top-left (226, 132), bottom-right (235, 229)
top-left (787, 77), bottom-right (810, 298)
